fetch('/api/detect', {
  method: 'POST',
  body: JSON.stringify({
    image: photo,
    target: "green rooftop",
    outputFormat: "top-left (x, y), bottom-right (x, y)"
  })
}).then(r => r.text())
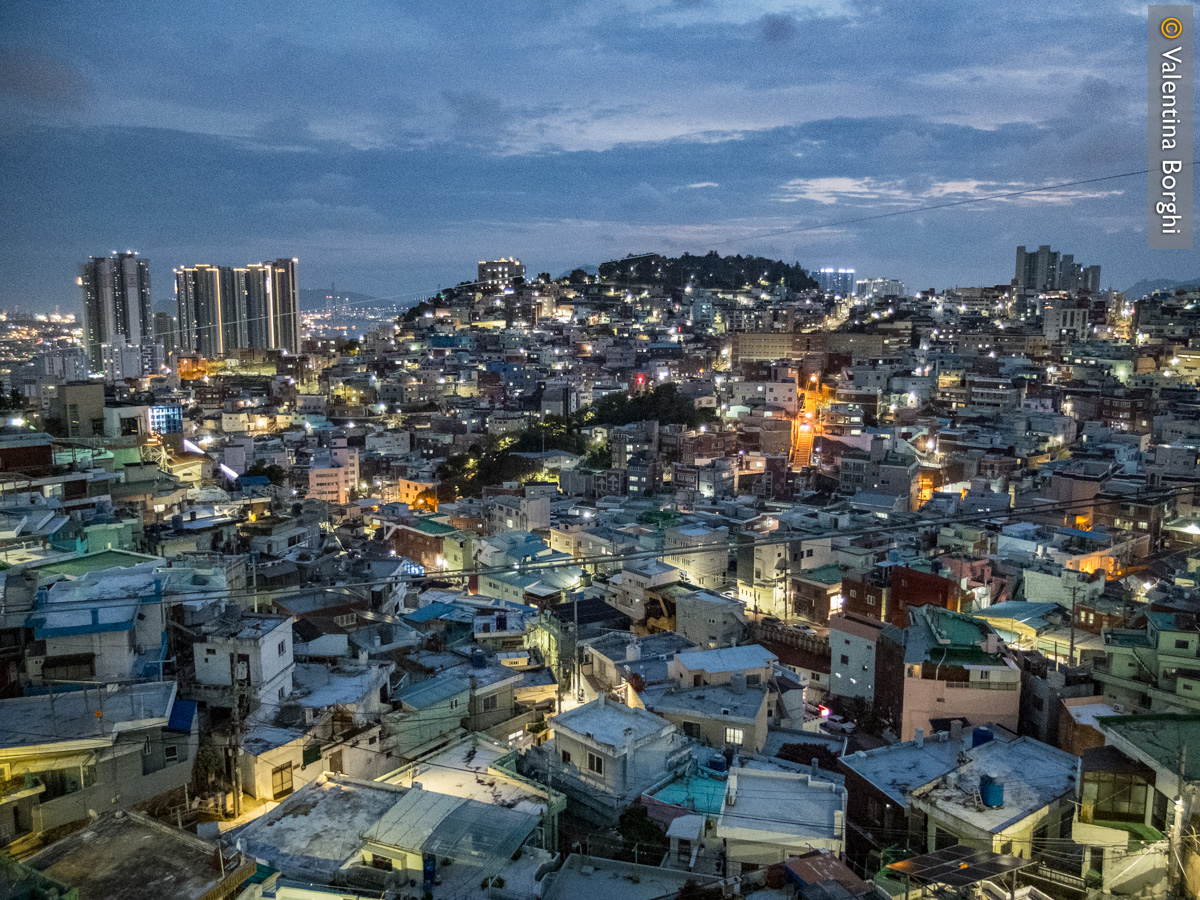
top-left (798, 564), bottom-right (845, 585)
top-left (414, 518), bottom-right (455, 535)
top-left (1096, 714), bottom-right (1200, 775)
top-left (30, 549), bottom-right (160, 578)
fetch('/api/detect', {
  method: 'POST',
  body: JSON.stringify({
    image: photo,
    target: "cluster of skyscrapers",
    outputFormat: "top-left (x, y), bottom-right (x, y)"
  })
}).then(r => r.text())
top-left (173, 258), bottom-right (300, 358)
top-left (78, 252), bottom-right (153, 370)
top-left (78, 253), bottom-right (301, 377)
top-left (1015, 244), bottom-right (1100, 294)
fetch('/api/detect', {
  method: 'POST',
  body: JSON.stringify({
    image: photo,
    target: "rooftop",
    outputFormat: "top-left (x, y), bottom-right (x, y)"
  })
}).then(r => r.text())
top-left (911, 736), bottom-right (1078, 833)
top-left (236, 776), bottom-right (404, 880)
top-left (27, 811), bottom-right (252, 900)
top-left (382, 734), bottom-right (550, 816)
top-left (641, 683), bottom-right (767, 721)
top-left (717, 768), bottom-right (843, 845)
top-left (552, 697), bottom-right (671, 750)
top-left (0, 681), bottom-right (176, 752)
top-left (674, 644), bottom-right (777, 675)
top-left (542, 853), bottom-right (721, 900)
top-left (840, 731), bottom-right (997, 807)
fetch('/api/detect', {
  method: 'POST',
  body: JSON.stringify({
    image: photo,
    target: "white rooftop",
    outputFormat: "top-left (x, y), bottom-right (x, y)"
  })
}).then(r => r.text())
top-left (552, 698), bottom-right (671, 751)
top-left (911, 736), bottom-right (1079, 834)
top-left (717, 767), bottom-right (844, 845)
top-left (674, 644), bottom-right (777, 675)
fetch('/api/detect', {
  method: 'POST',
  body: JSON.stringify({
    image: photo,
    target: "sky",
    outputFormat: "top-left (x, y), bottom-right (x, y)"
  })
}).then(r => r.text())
top-left (0, 0), bottom-right (1197, 315)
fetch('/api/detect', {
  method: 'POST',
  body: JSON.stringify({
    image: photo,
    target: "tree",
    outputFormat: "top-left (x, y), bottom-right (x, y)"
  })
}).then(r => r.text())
top-left (615, 805), bottom-right (668, 863)
top-left (568, 268), bottom-right (591, 284)
top-left (245, 460), bottom-right (287, 486)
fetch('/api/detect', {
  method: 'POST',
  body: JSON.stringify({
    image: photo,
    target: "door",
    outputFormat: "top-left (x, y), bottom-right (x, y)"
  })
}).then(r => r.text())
top-left (271, 763), bottom-right (293, 799)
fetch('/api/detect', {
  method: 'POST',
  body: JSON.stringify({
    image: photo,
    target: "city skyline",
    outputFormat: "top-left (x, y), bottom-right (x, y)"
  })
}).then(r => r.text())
top-left (2, 1), bottom-right (1198, 313)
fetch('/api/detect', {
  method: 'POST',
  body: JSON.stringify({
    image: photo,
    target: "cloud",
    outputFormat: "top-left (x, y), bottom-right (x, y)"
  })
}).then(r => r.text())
top-left (0, 51), bottom-right (89, 109)
top-left (759, 13), bottom-right (798, 45)
top-left (774, 175), bottom-right (1125, 209)
top-left (686, 182), bottom-right (719, 189)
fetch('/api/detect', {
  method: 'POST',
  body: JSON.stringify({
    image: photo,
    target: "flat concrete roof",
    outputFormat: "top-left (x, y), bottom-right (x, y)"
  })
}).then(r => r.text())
top-left (28, 811), bottom-right (252, 899)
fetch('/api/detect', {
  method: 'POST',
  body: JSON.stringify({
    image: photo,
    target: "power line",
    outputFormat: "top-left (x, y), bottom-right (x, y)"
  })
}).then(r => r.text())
top-left (705, 165), bottom-right (1195, 249)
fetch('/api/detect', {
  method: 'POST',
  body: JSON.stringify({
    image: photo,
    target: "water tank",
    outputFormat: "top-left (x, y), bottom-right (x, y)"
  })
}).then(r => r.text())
top-left (625, 640), bottom-right (642, 662)
top-left (730, 672), bottom-right (748, 695)
top-left (708, 753), bottom-right (727, 773)
top-left (471, 649), bottom-right (487, 668)
top-left (972, 726), bottom-right (994, 748)
top-left (979, 774), bottom-right (1004, 808)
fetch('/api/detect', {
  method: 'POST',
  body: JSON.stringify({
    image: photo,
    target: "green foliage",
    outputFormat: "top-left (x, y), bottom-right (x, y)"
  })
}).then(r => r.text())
top-left (583, 443), bottom-right (612, 470)
top-left (401, 300), bottom-right (435, 323)
top-left (244, 460), bottom-right (287, 486)
top-left (599, 251), bottom-right (818, 292)
top-left (591, 383), bottom-right (716, 429)
top-left (338, 339), bottom-right (360, 355)
top-left (615, 805), bottom-right (669, 863)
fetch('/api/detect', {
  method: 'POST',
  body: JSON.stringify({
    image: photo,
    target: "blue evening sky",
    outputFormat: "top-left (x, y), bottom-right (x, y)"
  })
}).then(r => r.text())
top-left (0, 0), bottom-right (1196, 312)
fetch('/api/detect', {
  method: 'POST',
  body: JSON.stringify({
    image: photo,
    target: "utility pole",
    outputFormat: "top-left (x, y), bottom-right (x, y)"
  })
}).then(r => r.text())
top-left (228, 654), bottom-right (243, 819)
top-left (1067, 575), bottom-right (1079, 667)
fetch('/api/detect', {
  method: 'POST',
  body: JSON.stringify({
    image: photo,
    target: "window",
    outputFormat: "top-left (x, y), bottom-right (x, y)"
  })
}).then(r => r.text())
top-left (1177, 639), bottom-right (1190, 650)
top-left (746, 673), bottom-right (761, 686)
top-left (587, 752), bottom-right (604, 775)
top-left (482, 694), bottom-right (498, 712)
top-left (164, 745), bottom-right (179, 763)
top-left (277, 640), bottom-right (286, 657)
top-left (840, 654), bottom-right (849, 665)
top-left (449, 698), bottom-right (460, 710)
top-left (867, 596), bottom-right (875, 606)
top-left (849, 589), bottom-right (857, 598)
top-left (561, 750), bottom-right (572, 765)
top-left (978, 669), bottom-right (990, 680)
top-left (682, 721), bottom-right (701, 738)
top-left (724, 727), bottom-right (744, 746)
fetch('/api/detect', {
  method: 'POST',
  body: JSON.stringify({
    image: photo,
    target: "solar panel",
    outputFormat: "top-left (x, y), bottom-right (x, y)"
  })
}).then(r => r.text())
top-left (887, 845), bottom-right (1036, 888)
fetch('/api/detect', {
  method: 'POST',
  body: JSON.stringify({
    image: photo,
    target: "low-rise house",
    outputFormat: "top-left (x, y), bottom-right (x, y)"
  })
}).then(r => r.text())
top-left (674, 588), bottom-right (748, 650)
top-left (23, 811), bottom-right (254, 900)
top-left (237, 660), bottom-right (394, 802)
top-left (535, 694), bottom-right (691, 821)
top-left (190, 610), bottom-right (295, 710)
top-left (237, 773), bottom-right (548, 897)
top-left (1091, 611), bottom-right (1200, 714)
top-left (908, 733), bottom-right (1078, 856)
top-left (716, 766), bottom-right (846, 876)
top-left (0, 682), bottom-right (196, 853)
top-left (639, 680), bottom-right (770, 752)
top-left (875, 605), bottom-right (1021, 741)
top-left (829, 612), bottom-right (885, 703)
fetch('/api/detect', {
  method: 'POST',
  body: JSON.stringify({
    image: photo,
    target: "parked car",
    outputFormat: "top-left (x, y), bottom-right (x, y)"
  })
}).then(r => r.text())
top-left (822, 714), bottom-right (856, 734)
top-left (761, 616), bottom-right (782, 627)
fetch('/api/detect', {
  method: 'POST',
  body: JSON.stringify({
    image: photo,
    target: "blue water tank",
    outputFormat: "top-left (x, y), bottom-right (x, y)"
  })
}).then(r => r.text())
top-left (979, 774), bottom-right (1004, 808)
top-left (471, 649), bottom-right (487, 668)
top-left (708, 753), bottom-right (727, 773)
top-left (972, 726), bottom-right (994, 748)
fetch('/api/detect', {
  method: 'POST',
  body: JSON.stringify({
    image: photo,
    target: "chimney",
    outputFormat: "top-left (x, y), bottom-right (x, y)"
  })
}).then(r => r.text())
top-left (914, 727), bottom-right (924, 748)
top-left (597, 690), bottom-right (605, 707)
top-left (810, 758), bottom-right (819, 778)
top-left (950, 719), bottom-right (963, 743)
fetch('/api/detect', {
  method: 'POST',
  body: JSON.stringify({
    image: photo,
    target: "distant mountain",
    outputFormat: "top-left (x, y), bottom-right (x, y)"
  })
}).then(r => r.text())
top-left (299, 288), bottom-right (377, 311)
top-left (1123, 277), bottom-right (1200, 299)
